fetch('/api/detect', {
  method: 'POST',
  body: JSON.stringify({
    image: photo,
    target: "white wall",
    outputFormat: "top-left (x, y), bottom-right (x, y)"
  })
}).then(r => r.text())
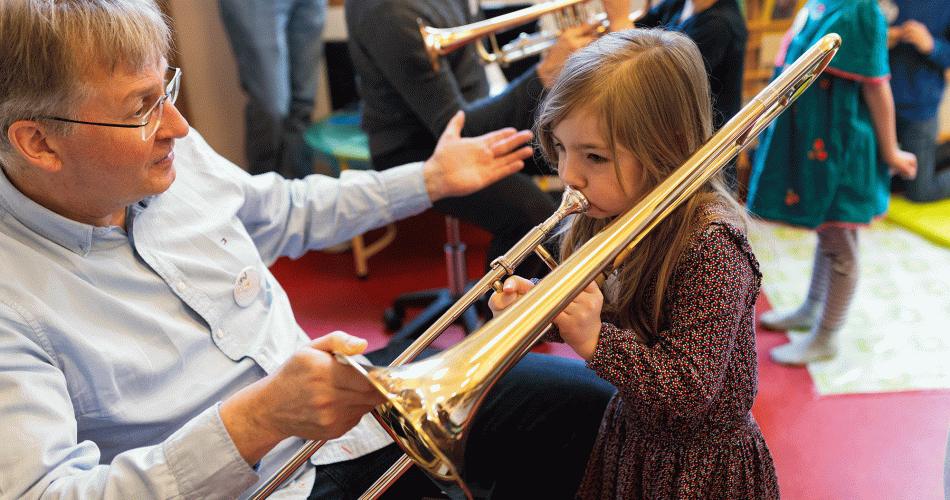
top-left (166, 0), bottom-right (245, 168)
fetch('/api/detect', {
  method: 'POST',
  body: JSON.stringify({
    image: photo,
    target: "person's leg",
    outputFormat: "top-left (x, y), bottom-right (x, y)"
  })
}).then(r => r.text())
top-left (897, 114), bottom-right (950, 203)
top-left (432, 173), bottom-right (558, 280)
top-left (461, 352), bottom-right (614, 499)
top-left (218, 0), bottom-right (293, 175)
top-left (771, 226), bottom-right (858, 365)
top-left (281, 0), bottom-right (327, 179)
top-left (309, 443), bottom-right (446, 499)
top-left (759, 245), bottom-right (828, 331)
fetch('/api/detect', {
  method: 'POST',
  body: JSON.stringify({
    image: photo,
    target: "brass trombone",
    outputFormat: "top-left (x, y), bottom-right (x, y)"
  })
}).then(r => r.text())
top-left (248, 187), bottom-right (589, 500)
top-left (419, 0), bottom-right (613, 71)
top-left (253, 33), bottom-right (841, 500)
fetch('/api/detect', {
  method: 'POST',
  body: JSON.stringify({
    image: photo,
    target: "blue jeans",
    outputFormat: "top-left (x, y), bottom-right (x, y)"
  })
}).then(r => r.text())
top-left (218, 0), bottom-right (327, 178)
top-left (307, 340), bottom-right (615, 499)
top-left (894, 113), bottom-right (950, 203)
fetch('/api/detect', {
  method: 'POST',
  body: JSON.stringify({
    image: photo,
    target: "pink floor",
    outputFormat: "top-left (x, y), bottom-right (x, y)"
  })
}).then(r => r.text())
top-left (270, 210), bottom-right (950, 500)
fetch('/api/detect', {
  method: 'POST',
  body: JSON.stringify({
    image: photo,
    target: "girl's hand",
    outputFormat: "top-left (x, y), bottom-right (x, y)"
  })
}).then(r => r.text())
top-left (553, 280), bottom-right (603, 361)
top-left (886, 26), bottom-right (902, 50)
top-left (488, 276), bottom-right (534, 316)
top-left (489, 276), bottom-right (603, 360)
top-left (886, 148), bottom-right (917, 180)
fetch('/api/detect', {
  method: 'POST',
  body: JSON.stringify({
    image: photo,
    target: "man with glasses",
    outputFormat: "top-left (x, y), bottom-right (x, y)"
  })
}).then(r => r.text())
top-left (0, 1), bottom-right (614, 500)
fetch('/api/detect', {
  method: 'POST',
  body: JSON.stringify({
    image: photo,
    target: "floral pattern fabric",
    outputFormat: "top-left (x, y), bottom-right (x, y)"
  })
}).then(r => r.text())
top-left (573, 204), bottom-right (779, 499)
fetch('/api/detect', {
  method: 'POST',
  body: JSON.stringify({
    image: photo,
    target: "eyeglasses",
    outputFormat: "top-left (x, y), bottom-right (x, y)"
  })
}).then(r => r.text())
top-left (44, 66), bottom-right (181, 140)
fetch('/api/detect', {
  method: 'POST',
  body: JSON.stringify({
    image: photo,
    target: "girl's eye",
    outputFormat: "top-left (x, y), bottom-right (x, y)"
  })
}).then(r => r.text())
top-left (587, 153), bottom-right (609, 163)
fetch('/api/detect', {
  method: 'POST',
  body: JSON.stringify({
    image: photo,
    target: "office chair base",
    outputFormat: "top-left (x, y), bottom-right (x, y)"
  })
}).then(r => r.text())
top-left (384, 286), bottom-right (482, 345)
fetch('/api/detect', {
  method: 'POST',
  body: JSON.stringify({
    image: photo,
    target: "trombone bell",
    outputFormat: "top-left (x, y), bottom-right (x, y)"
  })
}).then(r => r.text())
top-left (339, 305), bottom-right (553, 500)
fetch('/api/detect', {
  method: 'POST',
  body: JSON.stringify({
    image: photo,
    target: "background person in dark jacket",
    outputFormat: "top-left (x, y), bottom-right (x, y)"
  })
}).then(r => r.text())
top-left (886, 0), bottom-right (950, 203)
top-left (636, 0), bottom-right (748, 190)
top-left (345, 0), bottom-right (622, 278)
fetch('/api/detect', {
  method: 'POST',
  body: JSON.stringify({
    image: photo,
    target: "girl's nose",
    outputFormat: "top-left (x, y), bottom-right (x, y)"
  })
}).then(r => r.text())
top-left (558, 156), bottom-right (584, 189)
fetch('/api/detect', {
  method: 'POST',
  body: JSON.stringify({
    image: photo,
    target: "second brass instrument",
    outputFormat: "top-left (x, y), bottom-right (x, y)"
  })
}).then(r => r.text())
top-left (419, 0), bottom-right (610, 70)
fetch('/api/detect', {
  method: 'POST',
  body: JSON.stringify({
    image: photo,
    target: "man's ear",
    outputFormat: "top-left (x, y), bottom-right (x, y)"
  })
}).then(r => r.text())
top-left (7, 120), bottom-right (63, 173)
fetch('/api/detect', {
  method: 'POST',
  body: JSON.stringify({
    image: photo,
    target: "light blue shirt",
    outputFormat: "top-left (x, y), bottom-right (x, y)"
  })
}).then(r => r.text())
top-left (0, 130), bottom-right (431, 500)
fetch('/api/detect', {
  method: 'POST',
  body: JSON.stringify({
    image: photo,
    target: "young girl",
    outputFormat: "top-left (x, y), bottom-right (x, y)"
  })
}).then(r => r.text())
top-left (490, 29), bottom-right (779, 499)
top-left (747, 0), bottom-right (917, 366)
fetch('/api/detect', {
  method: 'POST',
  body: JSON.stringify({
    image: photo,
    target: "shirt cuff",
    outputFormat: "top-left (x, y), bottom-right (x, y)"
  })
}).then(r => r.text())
top-left (587, 322), bottom-right (643, 384)
top-left (376, 162), bottom-right (433, 220)
top-left (163, 403), bottom-right (259, 500)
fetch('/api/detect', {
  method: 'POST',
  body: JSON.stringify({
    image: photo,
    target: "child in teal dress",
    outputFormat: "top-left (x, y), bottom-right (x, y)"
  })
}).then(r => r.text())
top-left (746, 0), bottom-right (917, 366)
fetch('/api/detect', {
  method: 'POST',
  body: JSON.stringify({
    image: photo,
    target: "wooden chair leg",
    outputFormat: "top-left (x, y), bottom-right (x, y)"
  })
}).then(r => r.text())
top-left (351, 234), bottom-right (369, 280)
top-left (350, 223), bottom-right (397, 280)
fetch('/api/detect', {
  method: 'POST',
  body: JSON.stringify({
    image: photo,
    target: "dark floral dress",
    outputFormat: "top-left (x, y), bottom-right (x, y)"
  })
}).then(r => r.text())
top-left (572, 204), bottom-right (779, 499)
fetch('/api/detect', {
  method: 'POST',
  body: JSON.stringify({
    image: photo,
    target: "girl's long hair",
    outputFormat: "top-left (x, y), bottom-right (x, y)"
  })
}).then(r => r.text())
top-left (536, 28), bottom-right (747, 341)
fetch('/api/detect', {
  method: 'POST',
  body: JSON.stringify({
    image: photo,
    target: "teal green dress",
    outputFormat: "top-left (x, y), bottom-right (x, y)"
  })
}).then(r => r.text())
top-left (746, 0), bottom-right (890, 229)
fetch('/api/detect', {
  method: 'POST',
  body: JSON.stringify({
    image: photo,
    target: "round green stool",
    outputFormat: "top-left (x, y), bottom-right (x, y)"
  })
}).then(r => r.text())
top-left (305, 111), bottom-right (396, 279)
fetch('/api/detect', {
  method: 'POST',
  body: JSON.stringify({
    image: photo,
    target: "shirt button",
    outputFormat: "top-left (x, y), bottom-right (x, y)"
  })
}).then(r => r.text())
top-left (215, 329), bottom-right (225, 339)
top-left (177, 281), bottom-right (186, 292)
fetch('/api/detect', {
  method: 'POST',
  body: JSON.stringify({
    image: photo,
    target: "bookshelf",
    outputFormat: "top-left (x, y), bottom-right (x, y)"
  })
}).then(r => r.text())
top-left (734, 0), bottom-right (805, 192)
top-left (741, 0), bottom-right (804, 101)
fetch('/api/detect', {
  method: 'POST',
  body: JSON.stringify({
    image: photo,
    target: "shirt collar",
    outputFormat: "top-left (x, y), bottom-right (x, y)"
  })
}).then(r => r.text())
top-left (0, 164), bottom-right (126, 256)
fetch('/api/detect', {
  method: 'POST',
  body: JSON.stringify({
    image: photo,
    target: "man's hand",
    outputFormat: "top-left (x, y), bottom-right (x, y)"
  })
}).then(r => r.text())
top-left (537, 23), bottom-right (600, 88)
top-left (423, 111), bottom-right (534, 202)
top-left (220, 331), bottom-right (386, 466)
top-left (895, 20), bottom-right (935, 55)
top-left (602, 0), bottom-right (636, 31)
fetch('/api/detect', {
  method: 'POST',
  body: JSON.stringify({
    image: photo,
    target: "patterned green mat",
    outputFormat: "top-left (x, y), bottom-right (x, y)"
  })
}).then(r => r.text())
top-left (748, 219), bottom-right (950, 395)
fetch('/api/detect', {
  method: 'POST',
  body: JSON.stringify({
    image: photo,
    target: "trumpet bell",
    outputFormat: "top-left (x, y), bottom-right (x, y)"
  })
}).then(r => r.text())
top-left (418, 0), bottom-right (600, 71)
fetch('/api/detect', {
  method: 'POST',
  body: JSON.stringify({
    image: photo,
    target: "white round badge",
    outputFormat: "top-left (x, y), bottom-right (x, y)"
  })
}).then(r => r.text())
top-left (234, 266), bottom-right (261, 307)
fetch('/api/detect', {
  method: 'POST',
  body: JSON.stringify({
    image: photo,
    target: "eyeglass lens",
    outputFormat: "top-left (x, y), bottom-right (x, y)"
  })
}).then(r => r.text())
top-left (142, 67), bottom-right (181, 140)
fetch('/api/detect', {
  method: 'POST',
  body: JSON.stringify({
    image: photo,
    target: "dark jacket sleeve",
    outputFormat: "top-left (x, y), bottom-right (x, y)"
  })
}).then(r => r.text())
top-left (350, 0), bottom-right (547, 140)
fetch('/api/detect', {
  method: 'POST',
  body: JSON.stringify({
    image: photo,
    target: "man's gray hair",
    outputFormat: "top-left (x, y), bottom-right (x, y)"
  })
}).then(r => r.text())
top-left (0, 0), bottom-right (172, 165)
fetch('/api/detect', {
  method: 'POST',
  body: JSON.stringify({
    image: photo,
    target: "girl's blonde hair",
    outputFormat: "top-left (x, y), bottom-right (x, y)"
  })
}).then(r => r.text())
top-left (536, 28), bottom-right (747, 341)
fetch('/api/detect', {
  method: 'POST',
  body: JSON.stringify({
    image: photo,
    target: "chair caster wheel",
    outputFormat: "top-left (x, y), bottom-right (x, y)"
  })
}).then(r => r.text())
top-left (383, 308), bottom-right (404, 331)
